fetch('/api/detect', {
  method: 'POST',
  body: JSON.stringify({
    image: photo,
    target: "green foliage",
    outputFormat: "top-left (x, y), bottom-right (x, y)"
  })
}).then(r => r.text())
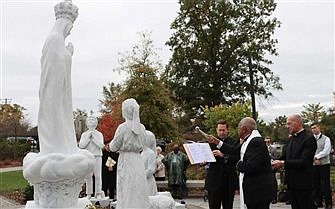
top-left (202, 101), bottom-right (252, 138)
top-left (165, 0), bottom-right (282, 117)
top-left (0, 139), bottom-right (30, 160)
top-left (301, 103), bottom-right (326, 124)
top-left (264, 115), bottom-right (289, 143)
top-left (123, 66), bottom-right (177, 139)
top-left (0, 104), bottom-right (31, 138)
top-left (0, 171), bottom-right (29, 192)
top-left (23, 185), bottom-right (34, 202)
top-left (320, 113), bottom-right (335, 142)
top-left (101, 31), bottom-right (177, 140)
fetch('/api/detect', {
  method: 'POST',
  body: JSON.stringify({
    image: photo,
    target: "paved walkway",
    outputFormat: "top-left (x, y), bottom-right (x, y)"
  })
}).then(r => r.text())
top-left (0, 195), bottom-right (22, 209)
top-left (0, 166), bottom-right (23, 173)
top-left (0, 194), bottom-right (292, 209)
top-left (184, 195), bottom-right (291, 209)
top-left (0, 167), bottom-right (291, 209)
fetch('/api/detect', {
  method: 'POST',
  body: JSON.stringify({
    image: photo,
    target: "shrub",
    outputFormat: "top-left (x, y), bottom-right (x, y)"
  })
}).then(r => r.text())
top-left (23, 185), bottom-right (34, 202)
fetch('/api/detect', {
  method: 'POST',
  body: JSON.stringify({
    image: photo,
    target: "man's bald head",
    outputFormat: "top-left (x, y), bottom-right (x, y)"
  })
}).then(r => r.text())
top-left (286, 114), bottom-right (303, 134)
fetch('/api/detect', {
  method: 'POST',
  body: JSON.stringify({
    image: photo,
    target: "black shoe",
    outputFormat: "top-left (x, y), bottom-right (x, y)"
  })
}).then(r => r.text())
top-left (285, 200), bottom-right (291, 205)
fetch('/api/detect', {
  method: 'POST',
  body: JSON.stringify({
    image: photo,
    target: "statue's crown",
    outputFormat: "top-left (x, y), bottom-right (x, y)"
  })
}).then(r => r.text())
top-left (54, 0), bottom-right (78, 23)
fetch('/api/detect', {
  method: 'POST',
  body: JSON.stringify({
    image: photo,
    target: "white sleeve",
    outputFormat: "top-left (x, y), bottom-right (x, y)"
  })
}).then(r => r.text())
top-left (315, 136), bottom-right (331, 160)
top-left (216, 141), bottom-right (223, 149)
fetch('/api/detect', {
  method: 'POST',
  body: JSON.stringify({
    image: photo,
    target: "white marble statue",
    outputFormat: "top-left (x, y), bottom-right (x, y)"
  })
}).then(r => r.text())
top-left (23, 1), bottom-right (95, 208)
top-left (109, 98), bottom-right (150, 209)
top-left (142, 130), bottom-right (158, 196)
top-left (79, 116), bottom-right (105, 199)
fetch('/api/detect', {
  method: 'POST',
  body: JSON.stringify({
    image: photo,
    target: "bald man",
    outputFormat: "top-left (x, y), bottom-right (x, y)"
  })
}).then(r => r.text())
top-left (272, 114), bottom-right (317, 209)
top-left (208, 117), bottom-right (275, 209)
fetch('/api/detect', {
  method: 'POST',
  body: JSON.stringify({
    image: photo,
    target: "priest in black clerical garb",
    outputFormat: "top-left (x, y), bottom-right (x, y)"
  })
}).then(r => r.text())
top-left (204, 120), bottom-right (239, 209)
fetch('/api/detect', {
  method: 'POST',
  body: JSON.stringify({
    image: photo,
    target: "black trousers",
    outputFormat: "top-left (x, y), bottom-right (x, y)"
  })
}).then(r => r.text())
top-left (288, 189), bottom-right (316, 209)
top-left (313, 164), bottom-right (332, 207)
top-left (207, 182), bottom-right (235, 209)
top-left (246, 201), bottom-right (270, 209)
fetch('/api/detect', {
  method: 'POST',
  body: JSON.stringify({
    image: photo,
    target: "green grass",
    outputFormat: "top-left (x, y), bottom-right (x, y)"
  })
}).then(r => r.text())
top-left (0, 170), bottom-right (29, 192)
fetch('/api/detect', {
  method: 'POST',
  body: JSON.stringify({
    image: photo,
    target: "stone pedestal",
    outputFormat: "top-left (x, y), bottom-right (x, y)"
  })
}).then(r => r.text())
top-left (25, 198), bottom-right (91, 209)
top-left (23, 150), bottom-right (95, 208)
top-left (89, 197), bottom-right (110, 208)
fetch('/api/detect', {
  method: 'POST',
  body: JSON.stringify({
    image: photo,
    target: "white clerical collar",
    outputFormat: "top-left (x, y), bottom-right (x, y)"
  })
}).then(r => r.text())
top-left (293, 129), bottom-right (304, 136)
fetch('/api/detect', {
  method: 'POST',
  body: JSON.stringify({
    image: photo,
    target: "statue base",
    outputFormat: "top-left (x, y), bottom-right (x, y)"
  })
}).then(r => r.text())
top-left (23, 150), bottom-right (95, 208)
top-left (25, 198), bottom-right (91, 209)
top-left (88, 197), bottom-right (110, 208)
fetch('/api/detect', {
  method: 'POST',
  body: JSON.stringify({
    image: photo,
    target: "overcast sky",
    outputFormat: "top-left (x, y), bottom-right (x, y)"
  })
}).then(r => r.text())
top-left (1, 0), bottom-right (334, 126)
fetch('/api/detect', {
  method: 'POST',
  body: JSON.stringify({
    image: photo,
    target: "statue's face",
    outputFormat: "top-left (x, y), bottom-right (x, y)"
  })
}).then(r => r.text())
top-left (86, 117), bottom-right (97, 129)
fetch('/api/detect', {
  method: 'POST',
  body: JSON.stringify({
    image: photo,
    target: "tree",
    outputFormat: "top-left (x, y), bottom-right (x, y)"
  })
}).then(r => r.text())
top-left (117, 31), bottom-right (162, 74)
top-left (266, 115), bottom-right (288, 143)
top-left (122, 65), bottom-right (177, 139)
top-left (73, 109), bottom-right (88, 140)
top-left (321, 113), bottom-right (335, 143)
top-left (100, 31), bottom-right (177, 139)
top-left (0, 103), bottom-right (31, 138)
top-left (97, 113), bottom-right (123, 142)
top-left (301, 103), bottom-right (326, 124)
top-left (202, 101), bottom-right (252, 138)
top-left (165, 0), bottom-right (281, 118)
top-left (98, 82), bottom-right (124, 142)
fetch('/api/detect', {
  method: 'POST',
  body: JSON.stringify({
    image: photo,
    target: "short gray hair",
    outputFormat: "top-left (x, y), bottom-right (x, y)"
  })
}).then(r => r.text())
top-left (239, 117), bottom-right (257, 131)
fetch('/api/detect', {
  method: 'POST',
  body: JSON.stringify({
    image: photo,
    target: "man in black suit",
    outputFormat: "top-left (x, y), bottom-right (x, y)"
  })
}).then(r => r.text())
top-left (208, 117), bottom-right (276, 209)
top-left (205, 120), bottom-right (239, 209)
top-left (101, 143), bottom-right (119, 200)
top-left (272, 114), bottom-right (317, 209)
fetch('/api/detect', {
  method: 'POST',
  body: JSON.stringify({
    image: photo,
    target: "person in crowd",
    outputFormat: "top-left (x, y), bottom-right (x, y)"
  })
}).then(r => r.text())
top-left (155, 146), bottom-right (166, 181)
top-left (264, 137), bottom-right (278, 204)
top-left (272, 114), bottom-right (317, 209)
top-left (311, 122), bottom-right (332, 209)
top-left (208, 117), bottom-right (276, 209)
top-left (101, 142), bottom-right (118, 200)
top-left (78, 116), bottom-right (105, 199)
top-left (108, 98), bottom-right (150, 209)
top-left (205, 119), bottom-right (239, 209)
top-left (162, 143), bottom-right (190, 202)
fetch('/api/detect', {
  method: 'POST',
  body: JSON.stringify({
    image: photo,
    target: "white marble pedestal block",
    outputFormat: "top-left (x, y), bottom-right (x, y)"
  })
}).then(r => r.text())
top-left (89, 197), bottom-right (110, 208)
top-left (25, 197), bottom-right (91, 209)
top-left (23, 151), bottom-right (95, 208)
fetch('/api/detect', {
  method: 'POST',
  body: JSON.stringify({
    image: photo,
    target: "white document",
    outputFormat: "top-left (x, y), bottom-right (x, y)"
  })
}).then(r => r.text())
top-left (183, 143), bottom-right (216, 164)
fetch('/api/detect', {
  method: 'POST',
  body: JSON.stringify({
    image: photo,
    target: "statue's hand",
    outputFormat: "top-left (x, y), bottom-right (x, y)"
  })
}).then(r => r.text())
top-left (66, 42), bottom-right (74, 56)
top-left (88, 132), bottom-right (93, 140)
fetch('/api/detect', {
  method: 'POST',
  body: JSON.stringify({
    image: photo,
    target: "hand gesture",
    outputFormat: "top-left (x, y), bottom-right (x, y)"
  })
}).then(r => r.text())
top-left (213, 150), bottom-right (224, 158)
top-left (207, 135), bottom-right (220, 145)
top-left (271, 160), bottom-right (284, 170)
top-left (66, 42), bottom-right (74, 56)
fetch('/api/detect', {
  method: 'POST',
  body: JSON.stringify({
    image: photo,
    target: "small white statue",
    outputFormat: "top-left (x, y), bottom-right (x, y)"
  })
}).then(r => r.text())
top-left (142, 130), bottom-right (158, 196)
top-left (79, 116), bottom-right (105, 199)
top-left (109, 98), bottom-right (150, 209)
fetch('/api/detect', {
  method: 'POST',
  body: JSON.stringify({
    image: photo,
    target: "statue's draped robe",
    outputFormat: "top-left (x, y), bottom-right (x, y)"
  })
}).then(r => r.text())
top-left (110, 123), bottom-right (150, 209)
top-left (38, 27), bottom-right (77, 155)
top-left (109, 99), bottom-right (150, 209)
